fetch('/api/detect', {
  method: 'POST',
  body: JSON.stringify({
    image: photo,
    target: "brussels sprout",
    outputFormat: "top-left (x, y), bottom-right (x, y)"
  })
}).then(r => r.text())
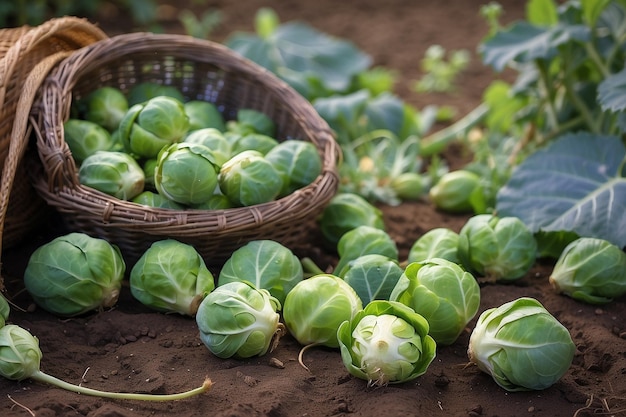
top-left (131, 191), bottom-right (186, 209)
top-left (337, 300), bottom-right (437, 387)
top-left (341, 254), bottom-right (404, 305)
top-left (318, 192), bottom-right (385, 246)
top-left (457, 214), bottom-right (537, 282)
top-left (130, 239), bottom-right (215, 316)
top-left (468, 297), bottom-right (576, 391)
top-left (81, 86), bottom-right (129, 132)
top-left (230, 133), bottom-right (279, 156)
top-left (183, 128), bottom-right (232, 167)
top-left (218, 239), bottom-right (303, 305)
top-left (549, 237), bottom-right (626, 304)
top-left (0, 295), bottom-right (9, 328)
top-left (23, 233), bottom-right (126, 317)
top-left (334, 225), bottom-right (398, 276)
top-left (63, 119), bottom-right (117, 163)
top-left (190, 193), bottom-right (234, 210)
top-left (227, 108), bottom-right (276, 137)
top-left (118, 96), bottom-right (190, 159)
top-left (154, 142), bottom-right (220, 205)
top-left (0, 324), bottom-right (212, 400)
top-left (408, 228), bottom-right (459, 264)
top-left (429, 169), bottom-right (480, 213)
top-left (184, 100), bottom-right (226, 132)
top-left (196, 281), bottom-right (284, 359)
top-left (389, 172), bottom-right (425, 201)
top-left (390, 258), bottom-right (480, 345)
top-left (265, 140), bottom-right (323, 196)
top-left (127, 82), bottom-right (185, 106)
top-left (142, 158), bottom-right (158, 191)
top-left (218, 150), bottom-right (284, 206)
top-left (78, 151), bottom-right (145, 200)
top-left (283, 274), bottom-right (362, 349)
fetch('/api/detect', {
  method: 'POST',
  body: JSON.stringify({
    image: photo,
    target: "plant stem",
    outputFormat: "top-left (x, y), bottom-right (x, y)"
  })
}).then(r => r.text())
top-left (30, 370), bottom-right (212, 401)
top-left (300, 257), bottom-right (326, 276)
top-left (419, 103), bottom-right (489, 157)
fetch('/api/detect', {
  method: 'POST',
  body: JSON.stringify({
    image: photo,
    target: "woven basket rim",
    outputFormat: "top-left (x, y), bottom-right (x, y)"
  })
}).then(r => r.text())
top-left (30, 32), bottom-right (341, 237)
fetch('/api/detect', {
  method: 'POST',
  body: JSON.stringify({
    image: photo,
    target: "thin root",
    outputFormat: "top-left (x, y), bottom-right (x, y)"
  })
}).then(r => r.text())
top-left (7, 394), bottom-right (35, 417)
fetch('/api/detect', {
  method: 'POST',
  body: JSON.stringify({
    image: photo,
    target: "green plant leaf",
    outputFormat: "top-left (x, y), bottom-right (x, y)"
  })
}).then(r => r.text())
top-left (480, 21), bottom-right (590, 72)
top-left (581, 0), bottom-right (612, 26)
top-left (227, 20), bottom-right (371, 99)
top-left (598, 68), bottom-right (626, 112)
top-left (496, 132), bottom-right (626, 248)
top-left (526, 0), bottom-right (559, 26)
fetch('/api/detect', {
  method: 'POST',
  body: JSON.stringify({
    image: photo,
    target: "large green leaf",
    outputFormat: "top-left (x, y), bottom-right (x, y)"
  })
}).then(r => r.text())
top-left (226, 21), bottom-right (371, 99)
top-left (480, 22), bottom-right (590, 72)
top-left (496, 132), bottom-right (626, 248)
top-left (598, 68), bottom-right (626, 112)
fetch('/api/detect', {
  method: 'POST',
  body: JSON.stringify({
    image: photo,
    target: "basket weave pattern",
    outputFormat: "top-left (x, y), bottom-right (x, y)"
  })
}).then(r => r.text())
top-left (29, 32), bottom-right (340, 266)
top-left (0, 17), bottom-right (107, 253)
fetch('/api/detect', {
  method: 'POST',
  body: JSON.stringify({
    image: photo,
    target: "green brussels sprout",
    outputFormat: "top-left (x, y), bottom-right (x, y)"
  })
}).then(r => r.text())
top-left (218, 239), bottom-right (303, 305)
top-left (78, 151), bottom-right (145, 200)
top-left (118, 96), bottom-right (190, 159)
top-left (408, 228), bottom-right (459, 264)
top-left (63, 119), bottom-right (117, 164)
top-left (227, 108), bottom-right (276, 137)
top-left (23, 233), bottom-right (126, 317)
top-left (196, 281), bottom-right (284, 359)
top-left (184, 100), bottom-right (226, 132)
top-left (183, 128), bottom-right (232, 167)
top-left (0, 324), bottom-right (41, 381)
top-left (0, 294), bottom-right (9, 328)
top-left (283, 273), bottom-right (362, 349)
top-left (142, 158), bottom-right (158, 191)
top-left (154, 142), bottom-right (220, 205)
top-left (389, 172), bottom-right (425, 201)
top-left (429, 169), bottom-right (480, 213)
top-left (341, 254), bottom-right (404, 305)
top-left (337, 300), bottom-right (437, 387)
top-left (230, 133), bottom-right (279, 156)
top-left (390, 258), bottom-right (480, 345)
top-left (0, 324), bottom-right (212, 400)
top-left (334, 225), bottom-right (398, 276)
top-left (217, 150), bottom-right (284, 207)
top-left (468, 297), bottom-right (576, 391)
top-left (127, 82), bottom-right (185, 106)
top-left (131, 191), bottom-right (186, 209)
top-left (81, 86), bottom-right (129, 132)
top-left (457, 214), bottom-right (537, 282)
top-left (318, 192), bottom-right (385, 247)
top-left (190, 193), bottom-right (234, 210)
top-left (130, 239), bottom-right (215, 316)
top-left (549, 237), bottom-right (626, 304)
top-left (265, 140), bottom-right (323, 196)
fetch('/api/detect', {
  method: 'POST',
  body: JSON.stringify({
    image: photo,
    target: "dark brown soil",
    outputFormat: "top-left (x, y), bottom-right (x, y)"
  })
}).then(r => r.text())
top-left (1, 1), bottom-right (625, 417)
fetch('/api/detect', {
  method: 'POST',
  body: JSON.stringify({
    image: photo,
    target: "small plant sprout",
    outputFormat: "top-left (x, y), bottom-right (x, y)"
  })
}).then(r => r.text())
top-left (0, 324), bottom-right (213, 401)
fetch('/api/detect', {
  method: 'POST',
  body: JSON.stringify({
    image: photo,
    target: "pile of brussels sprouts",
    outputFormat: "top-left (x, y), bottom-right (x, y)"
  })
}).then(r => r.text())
top-left (8, 121), bottom-right (626, 397)
top-left (65, 82), bottom-right (323, 209)
top-left (17, 192), bottom-right (623, 394)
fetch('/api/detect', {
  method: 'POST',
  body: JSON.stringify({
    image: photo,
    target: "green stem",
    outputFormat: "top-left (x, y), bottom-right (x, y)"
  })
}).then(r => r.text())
top-left (419, 103), bottom-right (489, 157)
top-left (535, 61), bottom-right (560, 132)
top-left (300, 257), bottom-right (326, 276)
top-left (30, 370), bottom-right (212, 401)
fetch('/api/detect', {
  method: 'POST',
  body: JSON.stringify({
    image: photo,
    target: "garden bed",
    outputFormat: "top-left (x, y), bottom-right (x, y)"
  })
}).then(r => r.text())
top-left (1, 1), bottom-right (625, 416)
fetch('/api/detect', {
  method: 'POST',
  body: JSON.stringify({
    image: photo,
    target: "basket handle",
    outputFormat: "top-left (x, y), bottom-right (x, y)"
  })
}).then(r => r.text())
top-left (0, 51), bottom-right (72, 290)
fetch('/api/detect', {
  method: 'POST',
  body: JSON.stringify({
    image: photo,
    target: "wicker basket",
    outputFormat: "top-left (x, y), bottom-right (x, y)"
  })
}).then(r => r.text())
top-left (0, 17), bottom-right (106, 252)
top-left (0, 17), bottom-right (107, 290)
top-left (29, 32), bottom-right (340, 267)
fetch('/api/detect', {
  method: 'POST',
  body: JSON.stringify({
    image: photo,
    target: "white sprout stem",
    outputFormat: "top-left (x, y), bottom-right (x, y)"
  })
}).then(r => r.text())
top-left (29, 370), bottom-right (212, 401)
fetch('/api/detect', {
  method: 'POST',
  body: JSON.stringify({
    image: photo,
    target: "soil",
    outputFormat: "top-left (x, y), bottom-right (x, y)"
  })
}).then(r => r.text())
top-left (1, 1), bottom-right (625, 417)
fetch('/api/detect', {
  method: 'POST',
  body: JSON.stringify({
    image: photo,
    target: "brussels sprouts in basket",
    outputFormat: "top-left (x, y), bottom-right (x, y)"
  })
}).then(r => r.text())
top-left (78, 150), bottom-right (145, 200)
